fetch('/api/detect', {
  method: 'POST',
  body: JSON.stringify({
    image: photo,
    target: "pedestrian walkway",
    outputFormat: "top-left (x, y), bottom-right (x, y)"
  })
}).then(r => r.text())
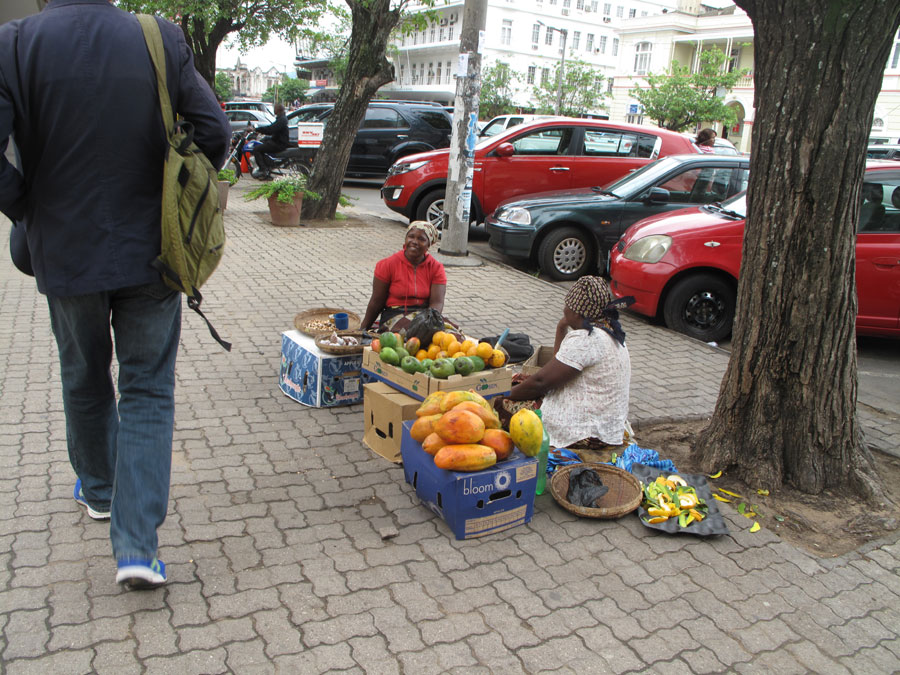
top-left (1, 184), bottom-right (898, 673)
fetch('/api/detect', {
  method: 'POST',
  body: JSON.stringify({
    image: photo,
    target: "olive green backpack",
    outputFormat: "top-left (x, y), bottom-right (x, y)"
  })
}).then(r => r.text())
top-left (137, 14), bottom-right (230, 351)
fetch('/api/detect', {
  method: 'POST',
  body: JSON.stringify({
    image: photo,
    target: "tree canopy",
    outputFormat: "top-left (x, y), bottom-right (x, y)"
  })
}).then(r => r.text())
top-left (214, 71), bottom-right (232, 101)
top-left (533, 59), bottom-right (606, 117)
top-left (629, 46), bottom-right (747, 131)
top-left (479, 61), bottom-right (519, 119)
top-left (115, 0), bottom-right (328, 86)
top-left (262, 76), bottom-right (310, 105)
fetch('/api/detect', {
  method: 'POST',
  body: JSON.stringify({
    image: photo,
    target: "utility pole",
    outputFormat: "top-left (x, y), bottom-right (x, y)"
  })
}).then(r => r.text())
top-left (439, 0), bottom-right (488, 257)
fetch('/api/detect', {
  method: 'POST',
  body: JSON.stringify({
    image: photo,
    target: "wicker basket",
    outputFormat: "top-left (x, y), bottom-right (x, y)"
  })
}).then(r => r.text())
top-left (549, 463), bottom-right (641, 519)
top-left (314, 331), bottom-right (369, 355)
top-left (294, 307), bottom-right (361, 337)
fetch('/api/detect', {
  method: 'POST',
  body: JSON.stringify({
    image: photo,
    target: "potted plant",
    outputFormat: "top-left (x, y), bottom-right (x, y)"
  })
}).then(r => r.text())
top-left (245, 175), bottom-right (321, 227)
top-left (217, 168), bottom-right (238, 212)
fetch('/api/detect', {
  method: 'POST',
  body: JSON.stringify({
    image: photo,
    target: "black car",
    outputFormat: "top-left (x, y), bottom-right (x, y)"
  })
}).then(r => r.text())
top-left (867, 144), bottom-right (900, 161)
top-left (286, 101), bottom-right (452, 178)
top-left (485, 154), bottom-right (751, 281)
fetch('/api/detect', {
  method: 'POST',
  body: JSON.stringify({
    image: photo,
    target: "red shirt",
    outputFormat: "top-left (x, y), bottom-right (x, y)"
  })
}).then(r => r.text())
top-left (374, 250), bottom-right (447, 309)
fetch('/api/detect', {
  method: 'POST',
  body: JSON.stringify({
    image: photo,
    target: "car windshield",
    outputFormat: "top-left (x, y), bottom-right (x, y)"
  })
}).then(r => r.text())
top-left (706, 191), bottom-right (747, 217)
top-left (602, 156), bottom-right (684, 197)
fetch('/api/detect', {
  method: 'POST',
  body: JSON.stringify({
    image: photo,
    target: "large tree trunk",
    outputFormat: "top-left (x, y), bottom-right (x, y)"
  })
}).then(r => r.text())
top-left (179, 15), bottom-right (236, 89)
top-left (302, 0), bottom-right (400, 219)
top-left (694, 1), bottom-right (899, 501)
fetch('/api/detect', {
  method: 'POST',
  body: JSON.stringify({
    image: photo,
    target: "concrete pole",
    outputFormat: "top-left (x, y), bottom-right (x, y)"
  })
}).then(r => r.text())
top-left (439, 0), bottom-right (488, 257)
top-left (556, 29), bottom-right (567, 116)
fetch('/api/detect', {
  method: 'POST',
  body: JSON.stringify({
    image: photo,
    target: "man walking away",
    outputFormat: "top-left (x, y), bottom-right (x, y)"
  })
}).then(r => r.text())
top-left (0, 0), bottom-right (230, 590)
top-left (252, 102), bottom-right (290, 179)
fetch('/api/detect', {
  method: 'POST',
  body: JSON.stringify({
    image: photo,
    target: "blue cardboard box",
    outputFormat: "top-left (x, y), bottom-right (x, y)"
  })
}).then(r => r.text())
top-left (400, 420), bottom-right (537, 539)
top-left (279, 330), bottom-right (363, 407)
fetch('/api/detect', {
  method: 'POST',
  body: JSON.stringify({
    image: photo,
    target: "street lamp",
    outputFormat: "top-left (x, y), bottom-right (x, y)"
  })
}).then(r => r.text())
top-left (537, 20), bottom-right (568, 115)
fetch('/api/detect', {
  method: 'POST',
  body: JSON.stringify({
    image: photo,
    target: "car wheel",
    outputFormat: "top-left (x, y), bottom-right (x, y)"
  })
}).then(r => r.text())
top-left (537, 227), bottom-right (594, 281)
top-left (663, 274), bottom-right (735, 343)
top-left (416, 189), bottom-right (445, 229)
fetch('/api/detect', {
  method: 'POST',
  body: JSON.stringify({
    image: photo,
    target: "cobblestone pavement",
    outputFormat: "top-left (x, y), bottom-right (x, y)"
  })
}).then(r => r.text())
top-left (1, 183), bottom-right (898, 673)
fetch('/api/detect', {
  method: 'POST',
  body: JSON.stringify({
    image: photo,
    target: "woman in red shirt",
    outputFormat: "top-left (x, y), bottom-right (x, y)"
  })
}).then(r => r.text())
top-left (361, 221), bottom-right (447, 332)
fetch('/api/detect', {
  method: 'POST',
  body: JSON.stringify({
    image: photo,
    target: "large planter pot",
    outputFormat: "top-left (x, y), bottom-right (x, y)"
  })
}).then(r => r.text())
top-left (267, 194), bottom-right (304, 227)
top-left (217, 180), bottom-right (230, 212)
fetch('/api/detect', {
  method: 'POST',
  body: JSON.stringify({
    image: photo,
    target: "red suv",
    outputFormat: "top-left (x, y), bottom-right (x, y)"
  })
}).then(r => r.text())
top-left (380, 118), bottom-right (699, 227)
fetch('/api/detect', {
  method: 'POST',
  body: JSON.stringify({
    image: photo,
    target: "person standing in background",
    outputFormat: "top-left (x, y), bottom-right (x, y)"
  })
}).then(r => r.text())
top-left (0, 0), bottom-right (230, 590)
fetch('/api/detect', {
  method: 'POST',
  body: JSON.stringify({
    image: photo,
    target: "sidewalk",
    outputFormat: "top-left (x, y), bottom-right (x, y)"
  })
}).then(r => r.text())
top-left (1, 184), bottom-right (898, 673)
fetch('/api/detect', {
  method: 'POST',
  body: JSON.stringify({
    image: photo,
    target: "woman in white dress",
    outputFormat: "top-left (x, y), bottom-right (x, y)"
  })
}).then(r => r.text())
top-left (494, 276), bottom-right (633, 449)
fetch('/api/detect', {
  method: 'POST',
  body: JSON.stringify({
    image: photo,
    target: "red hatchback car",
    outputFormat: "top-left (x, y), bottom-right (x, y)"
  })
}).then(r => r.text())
top-left (380, 118), bottom-right (699, 227)
top-left (609, 163), bottom-right (900, 342)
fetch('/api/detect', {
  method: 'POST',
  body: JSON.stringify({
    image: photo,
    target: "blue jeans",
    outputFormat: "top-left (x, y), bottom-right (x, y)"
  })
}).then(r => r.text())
top-left (47, 281), bottom-right (181, 562)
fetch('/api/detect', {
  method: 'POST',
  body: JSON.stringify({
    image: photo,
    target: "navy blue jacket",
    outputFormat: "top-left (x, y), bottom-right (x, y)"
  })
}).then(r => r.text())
top-left (0, 0), bottom-right (231, 296)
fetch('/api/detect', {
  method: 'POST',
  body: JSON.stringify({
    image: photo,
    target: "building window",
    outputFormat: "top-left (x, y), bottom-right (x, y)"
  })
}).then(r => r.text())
top-left (586, 33), bottom-right (594, 51)
top-left (430, 26), bottom-right (436, 42)
top-left (436, 62), bottom-right (442, 83)
top-left (616, 5), bottom-right (624, 17)
top-left (603, 2), bottom-right (611, 15)
top-left (613, 38), bottom-right (619, 56)
top-left (440, 26), bottom-right (445, 41)
top-left (446, 61), bottom-right (452, 83)
top-left (641, 10), bottom-right (647, 16)
top-left (628, 8), bottom-right (636, 18)
top-left (545, 28), bottom-right (554, 45)
top-left (607, 77), bottom-right (614, 94)
top-left (527, 65), bottom-right (536, 84)
top-left (541, 67), bottom-right (550, 85)
top-left (591, 0), bottom-right (598, 10)
top-left (550, 0), bottom-right (557, 4)
top-left (576, 0), bottom-right (584, 9)
top-left (563, 0), bottom-right (571, 8)
top-left (427, 62), bottom-right (434, 84)
top-left (572, 31), bottom-right (581, 50)
top-left (412, 32), bottom-right (417, 46)
top-left (634, 41), bottom-right (652, 74)
top-left (893, 41), bottom-right (900, 69)
top-left (599, 35), bottom-right (607, 54)
top-left (501, 19), bottom-right (512, 46)
top-left (532, 24), bottom-right (540, 45)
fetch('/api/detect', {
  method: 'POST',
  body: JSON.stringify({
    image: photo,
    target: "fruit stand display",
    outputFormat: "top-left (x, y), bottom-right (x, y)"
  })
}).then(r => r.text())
top-left (362, 330), bottom-right (512, 401)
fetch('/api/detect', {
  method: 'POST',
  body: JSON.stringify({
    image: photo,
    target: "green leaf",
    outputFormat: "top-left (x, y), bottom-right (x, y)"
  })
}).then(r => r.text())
top-left (737, 502), bottom-right (746, 515)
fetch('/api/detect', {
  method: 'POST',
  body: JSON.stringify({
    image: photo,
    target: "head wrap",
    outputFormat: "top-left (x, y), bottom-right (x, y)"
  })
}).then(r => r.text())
top-left (407, 220), bottom-right (438, 246)
top-left (564, 276), bottom-right (635, 346)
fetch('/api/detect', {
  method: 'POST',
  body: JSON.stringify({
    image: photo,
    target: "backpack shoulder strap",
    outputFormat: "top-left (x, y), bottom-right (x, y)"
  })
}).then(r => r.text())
top-left (136, 14), bottom-right (175, 134)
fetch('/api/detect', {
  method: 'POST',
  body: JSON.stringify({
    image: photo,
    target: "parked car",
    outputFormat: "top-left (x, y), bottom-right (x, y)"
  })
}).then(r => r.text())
top-left (224, 100), bottom-right (274, 115)
top-left (285, 101), bottom-right (452, 178)
top-left (224, 108), bottom-right (275, 132)
top-left (485, 154), bottom-right (750, 280)
top-left (608, 163), bottom-right (900, 342)
top-left (867, 144), bottom-right (900, 161)
top-left (381, 118), bottom-right (700, 228)
top-left (479, 114), bottom-right (558, 138)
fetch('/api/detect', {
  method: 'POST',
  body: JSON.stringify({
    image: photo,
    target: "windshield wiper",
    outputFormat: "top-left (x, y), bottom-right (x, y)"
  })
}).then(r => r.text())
top-left (704, 202), bottom-right (743, 218)
top-left (591, 186), bottom-right (615, 195)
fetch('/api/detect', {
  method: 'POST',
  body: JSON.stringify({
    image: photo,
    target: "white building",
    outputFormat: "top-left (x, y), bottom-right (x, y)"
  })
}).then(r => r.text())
top-left (296, 0), bottom-right (679, 108)
top-left (218, 59), bottom-right (284, 100)
top-left (611, 2), bottom-right (900, 151)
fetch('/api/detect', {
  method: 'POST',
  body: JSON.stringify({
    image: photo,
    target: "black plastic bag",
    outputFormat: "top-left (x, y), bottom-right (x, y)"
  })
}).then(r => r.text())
top-left (566, 467), bottom-right (609, 507)
top-left (405, 308), bottom-right (445, 346)
top-left (480, 333), bottom-right (534, 363)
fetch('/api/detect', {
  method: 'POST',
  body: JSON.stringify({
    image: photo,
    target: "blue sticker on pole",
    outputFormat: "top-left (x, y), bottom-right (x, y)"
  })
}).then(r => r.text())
top-left (466, 112), bottom-right (478, 155)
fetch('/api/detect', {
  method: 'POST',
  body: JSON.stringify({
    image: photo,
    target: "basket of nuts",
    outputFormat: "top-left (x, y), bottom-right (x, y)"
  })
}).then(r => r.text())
top-left (294, 307), bottom-right (361, 337)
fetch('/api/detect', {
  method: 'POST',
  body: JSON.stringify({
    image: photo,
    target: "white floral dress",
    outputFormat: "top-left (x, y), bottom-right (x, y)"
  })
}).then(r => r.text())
top-left (540, 327), bottom-right (631, 448)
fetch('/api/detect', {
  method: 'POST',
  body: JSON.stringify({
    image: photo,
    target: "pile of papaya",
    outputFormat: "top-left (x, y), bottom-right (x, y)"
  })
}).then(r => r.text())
top-left (372, 331), bottom-right (507, 380)
top-left (641, 475), bottom-right (709, 528)
top-left (409, 390), bottom-right (544, 472)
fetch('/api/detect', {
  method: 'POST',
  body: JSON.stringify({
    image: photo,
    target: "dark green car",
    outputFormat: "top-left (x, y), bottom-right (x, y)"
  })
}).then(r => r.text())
top-left (485, 154), bottom-right (750, 281)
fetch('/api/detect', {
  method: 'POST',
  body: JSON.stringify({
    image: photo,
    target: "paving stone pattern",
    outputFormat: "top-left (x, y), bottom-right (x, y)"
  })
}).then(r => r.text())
top-left (1, 186), bottom-right (898, 673)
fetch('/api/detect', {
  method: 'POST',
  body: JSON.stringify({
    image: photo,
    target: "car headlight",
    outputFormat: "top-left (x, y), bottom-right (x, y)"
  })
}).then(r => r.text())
top-left (388, 160), bottom-right (429, 176)
top-left (623, 235), bottom-right (672, 263)
top-left (495, 207), bottom-right (532, 226)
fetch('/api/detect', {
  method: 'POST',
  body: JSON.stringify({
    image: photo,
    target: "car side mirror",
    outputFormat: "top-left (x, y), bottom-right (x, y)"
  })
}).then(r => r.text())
top-left (646, 187), bottom-right (670, 204)
top-left (495, 143), bottom-right (515, 158)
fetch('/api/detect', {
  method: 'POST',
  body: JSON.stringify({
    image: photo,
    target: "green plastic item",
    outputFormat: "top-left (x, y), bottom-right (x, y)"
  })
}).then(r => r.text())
top-left (534, 409), bottom-right (550, 495)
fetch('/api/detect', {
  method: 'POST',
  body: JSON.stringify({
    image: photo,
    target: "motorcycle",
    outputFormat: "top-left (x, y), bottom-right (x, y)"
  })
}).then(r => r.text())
top-left (241, 129), bottom-right (313, 180)
top-left (224, 129), bottom-right (249, 179)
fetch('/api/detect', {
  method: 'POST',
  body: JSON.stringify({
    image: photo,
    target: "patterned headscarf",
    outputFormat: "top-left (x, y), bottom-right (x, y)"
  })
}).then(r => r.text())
top-left (564, 276), bottom-right (635, 346)
top-left (407, 220), bottom-right (439, 246)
